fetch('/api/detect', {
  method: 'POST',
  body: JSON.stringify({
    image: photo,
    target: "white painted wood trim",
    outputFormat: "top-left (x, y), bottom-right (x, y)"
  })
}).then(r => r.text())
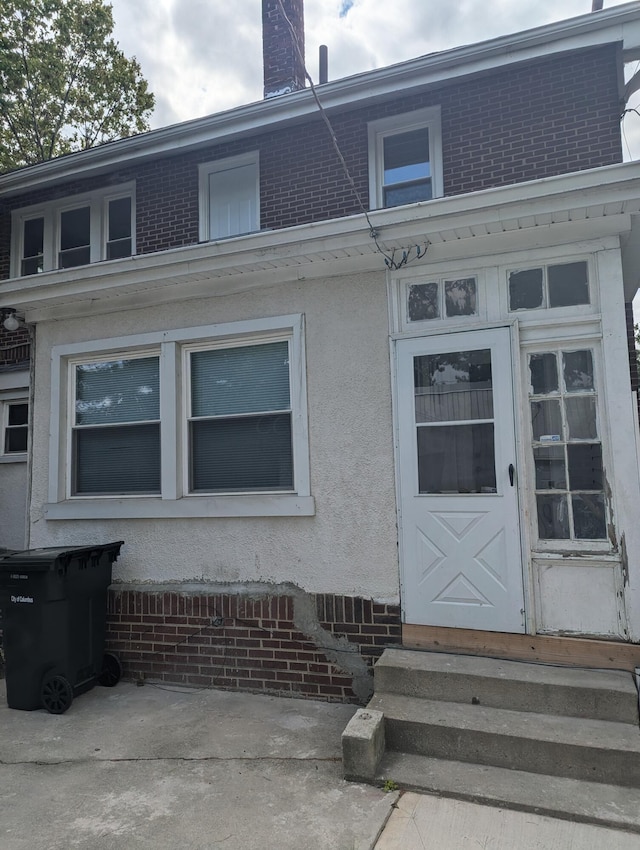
top-left (44, 495), bottom-right (316, 519)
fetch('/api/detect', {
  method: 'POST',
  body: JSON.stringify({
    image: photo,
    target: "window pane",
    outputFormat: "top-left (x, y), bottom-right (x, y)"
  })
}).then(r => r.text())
top-left (209, 162), bottom-right (258, 239)
top-left (8, 403), bottom-right (28, 426)
top-left (566, 396), bottom-right (597, 440)
top-left (5, 427), bottom-right (27, 453)
top-left (445, 278), bottom-right (477, 317)
top-left (417, 423), bottom-right (496, 494)
top-left (537, 494), bottom-right (570, 539)
top-left (60, 207), bottom-right (90, 250)
top-left (75, 357), bottom-right (160, 425)
top-left (563, 350), bottom-right (594, 392)
top-left (531, 399), bottom-right (562, 441)
top-left (534, 445), bottom-right (566, 490)
top-left (106, 238), bottom-right (132, 260)
top-left (529, 353), bottom-right (558, 395)
top-left (568, 443), bottom-right (603, 491)
top-left (384, 182), bottom-right (432, 207)
top-left (59, 246), bottom-right (91, 268)
top-left (191, 342), bottom-right (290, 418)
top-left (108, 197), bottom-right (131, 241)
top-left (383, 127), bottom-right (430, 185)
top-left (190, 414), bottom-right (293, 492)
top-left (74, 423), bottom-right (161, 494)
top-left (408, 282), bottom-right (439, 321)
top-left (509, 268), bottom-right (543, 310)
top-left (23, 218), bottom-right (44, 258)
top-left (414, 350), bottom-right (493, 423)
top-left (548, 261), bottom-right (589, 308)
top-left (572, 494), bottom-right (606, 539)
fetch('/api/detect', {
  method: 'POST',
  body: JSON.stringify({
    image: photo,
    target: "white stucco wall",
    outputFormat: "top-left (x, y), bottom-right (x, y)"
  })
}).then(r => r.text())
top-left (0, 460), bottom-right (27, 549)
top-left (27, 271), bottom-right (401, 601)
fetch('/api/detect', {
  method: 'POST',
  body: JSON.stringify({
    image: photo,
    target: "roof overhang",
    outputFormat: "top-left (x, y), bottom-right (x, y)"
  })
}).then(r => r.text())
top-left (3, 161), bottom-right (640, 321)
top-left (2, 3), bottom-right (640, 198)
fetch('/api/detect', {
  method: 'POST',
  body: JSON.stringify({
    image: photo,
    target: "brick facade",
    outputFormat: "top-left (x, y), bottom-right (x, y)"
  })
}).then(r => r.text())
top-left (106, 587), bottom-right (401, 703)
top-left (0, 310), bottom-right (29, 370)
top-left (0, 45), bottom-right (622, 277)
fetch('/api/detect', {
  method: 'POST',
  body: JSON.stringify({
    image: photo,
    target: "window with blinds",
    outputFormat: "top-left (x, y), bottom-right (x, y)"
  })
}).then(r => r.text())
top-left (188, 340), bottom-right (293, 493)
top-left (72, 355), bottom-right (161, 495)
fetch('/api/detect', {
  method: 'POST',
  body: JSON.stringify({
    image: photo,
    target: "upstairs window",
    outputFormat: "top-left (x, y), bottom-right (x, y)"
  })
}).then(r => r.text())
top-left (199, 152), bottom-right (260, 241)
top-left (368, 108), bottom-right (443, 210)
top-left (11, 183), bottom-right (135, 278)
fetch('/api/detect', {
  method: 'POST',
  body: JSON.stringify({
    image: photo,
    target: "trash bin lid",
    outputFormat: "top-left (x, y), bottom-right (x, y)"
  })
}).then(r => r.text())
top-left (0, 542), bottom-right (124, 572)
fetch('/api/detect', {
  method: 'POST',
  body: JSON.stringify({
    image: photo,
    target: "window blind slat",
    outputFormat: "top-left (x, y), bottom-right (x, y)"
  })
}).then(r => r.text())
top-left (74, 423), bottom-right (161, 495)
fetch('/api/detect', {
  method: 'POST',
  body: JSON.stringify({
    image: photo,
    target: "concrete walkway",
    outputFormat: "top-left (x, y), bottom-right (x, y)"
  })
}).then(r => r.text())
top-left (2, 678), bottom-right (639, 849)
top-left (0, 679), bottom-right (392, 849)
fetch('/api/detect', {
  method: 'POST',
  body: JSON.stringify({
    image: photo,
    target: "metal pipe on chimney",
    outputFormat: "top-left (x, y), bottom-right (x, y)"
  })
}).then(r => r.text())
top-left (592, 1), bottom-right (604, 11)
top-left (319, 45), bottom-right (328, 84)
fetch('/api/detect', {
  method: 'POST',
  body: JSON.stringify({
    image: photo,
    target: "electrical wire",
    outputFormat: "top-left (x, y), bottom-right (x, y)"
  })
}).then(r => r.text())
top-left (273, 0), bottom-right (429, 270)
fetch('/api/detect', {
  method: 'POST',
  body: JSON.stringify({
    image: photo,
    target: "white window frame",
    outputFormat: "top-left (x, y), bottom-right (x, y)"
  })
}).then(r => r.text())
top-left (10, 182), bottom-right (135, 278)
top-left (0, 394), bottom-right (28, 462)
top-left (198, 152), bottom-right (260, 242)
top-left (368, 107), bottom-right (443, 211)
top-left (46, 314), bottom-right (313, 519)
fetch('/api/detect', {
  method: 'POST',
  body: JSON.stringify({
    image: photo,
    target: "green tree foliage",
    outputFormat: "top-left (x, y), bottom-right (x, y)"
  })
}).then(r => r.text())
top-left (0, 0), bottom-right (154, 172)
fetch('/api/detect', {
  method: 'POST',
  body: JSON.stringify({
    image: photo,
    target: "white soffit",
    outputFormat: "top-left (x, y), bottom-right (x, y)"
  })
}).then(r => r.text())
top-left (3, 161), bottom-right (640, 319)
top-left (1, 3), bottom-right (640, 196)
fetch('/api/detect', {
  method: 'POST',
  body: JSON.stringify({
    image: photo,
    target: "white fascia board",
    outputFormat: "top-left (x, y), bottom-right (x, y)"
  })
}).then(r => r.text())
top-left (2, 5), bottom-right (640, 198)
top-left (3, 160), bottom-right (640, 317)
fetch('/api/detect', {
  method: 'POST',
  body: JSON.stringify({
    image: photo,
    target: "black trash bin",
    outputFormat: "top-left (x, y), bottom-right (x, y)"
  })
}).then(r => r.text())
top-left (0, 541), bottom-right (124, 714)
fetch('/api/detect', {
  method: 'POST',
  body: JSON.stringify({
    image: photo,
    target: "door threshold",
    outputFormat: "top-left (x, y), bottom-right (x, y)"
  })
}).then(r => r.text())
top-left (403, 624), bottom-right (640, 672)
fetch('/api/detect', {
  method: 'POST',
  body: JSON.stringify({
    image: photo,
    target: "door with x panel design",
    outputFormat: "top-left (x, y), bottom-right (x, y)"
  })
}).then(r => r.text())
top-left (396, 328), bottom-right (525, 632)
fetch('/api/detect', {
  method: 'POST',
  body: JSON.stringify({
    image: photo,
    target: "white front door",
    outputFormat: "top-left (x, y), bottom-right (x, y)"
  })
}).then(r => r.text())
top-left (396, 327), bottom-right (525, 632)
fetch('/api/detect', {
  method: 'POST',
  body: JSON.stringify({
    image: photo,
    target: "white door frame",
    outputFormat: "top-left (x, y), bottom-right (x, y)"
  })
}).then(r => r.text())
top-left (393, 325), bottom-right (527, 633)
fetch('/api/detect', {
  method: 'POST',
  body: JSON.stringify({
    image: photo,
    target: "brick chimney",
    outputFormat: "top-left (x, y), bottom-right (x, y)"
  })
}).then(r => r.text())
top-left (262, 0), bottom-right (305, 99)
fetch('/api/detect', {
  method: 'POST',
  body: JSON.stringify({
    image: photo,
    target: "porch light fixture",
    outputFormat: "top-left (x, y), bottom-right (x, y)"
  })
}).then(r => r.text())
top-left (3, 312), bottom-right (24, 331)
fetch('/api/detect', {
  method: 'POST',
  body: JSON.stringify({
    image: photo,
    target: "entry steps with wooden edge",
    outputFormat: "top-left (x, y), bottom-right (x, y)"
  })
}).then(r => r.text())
top-left (342, 648), bottom-right (640, 832)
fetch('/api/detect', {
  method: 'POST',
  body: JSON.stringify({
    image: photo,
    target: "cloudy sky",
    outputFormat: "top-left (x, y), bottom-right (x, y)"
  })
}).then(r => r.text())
top-left (107, 0), bottom-right (640, 157)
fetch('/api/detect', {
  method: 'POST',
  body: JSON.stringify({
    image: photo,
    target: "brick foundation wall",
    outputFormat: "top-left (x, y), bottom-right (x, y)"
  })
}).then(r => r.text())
top-left (106, 586), bottom-right (401, 703)
top-left (0, 45), bottom-right (622, 277)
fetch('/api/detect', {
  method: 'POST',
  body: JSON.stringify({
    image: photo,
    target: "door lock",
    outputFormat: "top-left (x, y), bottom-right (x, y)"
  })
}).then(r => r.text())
top-left (508, 463), bottom-right (515, 486)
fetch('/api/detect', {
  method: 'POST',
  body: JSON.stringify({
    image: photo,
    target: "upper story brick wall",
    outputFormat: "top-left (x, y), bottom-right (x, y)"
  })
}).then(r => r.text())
top-left (0, 44), bottom-right (622, 277)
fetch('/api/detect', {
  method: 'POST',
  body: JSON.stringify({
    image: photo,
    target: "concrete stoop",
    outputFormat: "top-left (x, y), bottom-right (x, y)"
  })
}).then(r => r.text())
top-left (342, 647), bottom-right (640, 832)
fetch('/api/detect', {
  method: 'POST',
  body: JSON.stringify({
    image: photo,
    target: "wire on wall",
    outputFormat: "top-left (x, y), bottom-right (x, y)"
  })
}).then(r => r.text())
top-left (274, 0), bottom-right (429, 270)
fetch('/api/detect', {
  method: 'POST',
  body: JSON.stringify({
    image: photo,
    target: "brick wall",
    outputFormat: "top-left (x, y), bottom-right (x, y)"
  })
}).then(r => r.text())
top-left (0, 44), bottom-right (622, 277)
top-left (106, 587), bottom-right (401, 703)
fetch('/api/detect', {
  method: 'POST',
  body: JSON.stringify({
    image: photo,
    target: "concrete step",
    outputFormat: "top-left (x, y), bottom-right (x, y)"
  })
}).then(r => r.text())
top-left (375, 750), bottom-right (640, 834)
top-left (374, 648), bottom-right (639, 724)
top-left (367, 692), bottom-right (640, 787)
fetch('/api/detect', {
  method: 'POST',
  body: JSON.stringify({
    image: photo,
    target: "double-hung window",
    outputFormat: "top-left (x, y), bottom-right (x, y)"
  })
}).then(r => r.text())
top-left (71, 354), bottom-right (161, 496)
top-left (199, 152), bottom-right (260, 241)
top-left (11, 183), bottom-right (135, 277)
top-left (48, 316), bottom-right (312, 518)
top-left (187, 340), bottom-right (293, 493)
top-left (368, 108), bottom-right (443, 210)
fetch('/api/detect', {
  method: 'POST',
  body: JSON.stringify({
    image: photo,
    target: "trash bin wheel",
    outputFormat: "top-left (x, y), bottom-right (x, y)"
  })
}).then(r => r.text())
top-left (98, 651), bottom-right (122, 687)
top-left (41, 674), bottom-right (73, 714)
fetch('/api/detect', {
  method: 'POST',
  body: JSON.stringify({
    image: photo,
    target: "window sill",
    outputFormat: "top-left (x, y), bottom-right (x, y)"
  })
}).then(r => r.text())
top-left (44, 494), bottom-right (315, 520)
top-left (0, 453), bottom-right (27, 464)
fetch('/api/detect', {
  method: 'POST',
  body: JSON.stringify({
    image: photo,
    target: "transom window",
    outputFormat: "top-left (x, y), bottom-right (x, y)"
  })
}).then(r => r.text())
top-left (368, 108), bottom-right (443, 210)
top-left (199, 152), bottom-right (260, 241)
top-left (528, 347), bottom-right (606, 541)
top-left (509, 261), bottom-right (589, 312)
top-left (407, 277), bottom-right (478, 323)
top-left (11, 183), bottom-right (135, 277)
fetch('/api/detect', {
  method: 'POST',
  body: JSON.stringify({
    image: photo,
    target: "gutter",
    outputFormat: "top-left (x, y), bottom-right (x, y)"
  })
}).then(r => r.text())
top-left (1, 3), bottom-right (640, 196)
